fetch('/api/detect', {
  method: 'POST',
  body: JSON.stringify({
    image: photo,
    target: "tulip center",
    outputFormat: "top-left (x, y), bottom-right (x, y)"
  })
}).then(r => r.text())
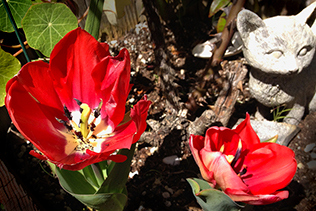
top-left (220, 139), bottom-right (247, 176)
top-left (57, 99), bottom-right (109, 154)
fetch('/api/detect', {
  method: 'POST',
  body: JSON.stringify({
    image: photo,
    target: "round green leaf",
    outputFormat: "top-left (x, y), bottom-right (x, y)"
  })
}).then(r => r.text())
top-left (22, 3), bottom-right (78, 57)
top-left (0, 47), bottom-right (21, 106)
top-left (0, 0), bottom-right (32, 32)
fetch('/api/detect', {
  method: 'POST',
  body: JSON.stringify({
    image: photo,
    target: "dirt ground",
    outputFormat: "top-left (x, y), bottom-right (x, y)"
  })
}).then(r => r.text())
top-left (1, 4), bottom-right (316, 211)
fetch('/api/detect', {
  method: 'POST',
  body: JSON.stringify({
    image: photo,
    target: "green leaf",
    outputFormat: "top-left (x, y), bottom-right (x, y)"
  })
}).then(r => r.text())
top-left (70, 192), bottom-right (127, 211)
top-left (55, 166), bottom-right (126, 210)
top-left (187, 178), bottom-right (243, 211)
top-left (55, 167), bottom-right (97, 194)
top-left (0, 47), bottom-right (21, 106)
top-left (21, 3), bottom-right (78, 57)
top-left (216, 11), bottom-right (227, 32)
top-left (263, 135), bottom-right (278, 143)
top-left (97, 143), bottom-right (136, 194)
top-left (82, 164), bottom-right (102, 188)
top-left (0, 0), bottom-right (32, 32)
top-left (85, 0), bottom-right (104, 39)
top-left (209, 0), bottom-right (230, 18)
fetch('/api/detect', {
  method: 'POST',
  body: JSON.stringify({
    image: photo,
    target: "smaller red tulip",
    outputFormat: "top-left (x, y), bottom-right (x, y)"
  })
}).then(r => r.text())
top-left (189, 114), bottom-right (297, 205)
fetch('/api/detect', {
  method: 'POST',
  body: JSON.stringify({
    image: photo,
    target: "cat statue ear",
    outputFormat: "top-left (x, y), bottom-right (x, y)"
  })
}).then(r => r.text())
top-left (295, 1), bottom-right (316, 34)
top-left (236, 10), bottom-right (267, 46)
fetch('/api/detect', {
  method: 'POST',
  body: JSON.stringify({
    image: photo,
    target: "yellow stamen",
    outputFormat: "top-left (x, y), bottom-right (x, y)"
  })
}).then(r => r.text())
top-left (219, 144), bottom-right (225, 153)
top-left (225, 155), bottom-right (235, 164)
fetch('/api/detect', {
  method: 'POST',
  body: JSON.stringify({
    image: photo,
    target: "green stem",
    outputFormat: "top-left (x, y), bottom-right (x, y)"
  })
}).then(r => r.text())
top-left (84, 0), bottom-right (104, 40)
top-left (2, 0), bottom-right (30, 62)
top-left (97, 144), bottom-right (136, 194)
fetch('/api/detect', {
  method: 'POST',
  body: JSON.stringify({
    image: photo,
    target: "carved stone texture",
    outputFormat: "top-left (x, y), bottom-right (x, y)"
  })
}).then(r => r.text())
top-left (237, 2), bottom-right (316, 125)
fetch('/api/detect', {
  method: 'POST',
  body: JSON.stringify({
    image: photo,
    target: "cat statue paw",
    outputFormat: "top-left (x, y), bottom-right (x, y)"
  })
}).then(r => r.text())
top-left (237, 2), bottom-right (316, 125)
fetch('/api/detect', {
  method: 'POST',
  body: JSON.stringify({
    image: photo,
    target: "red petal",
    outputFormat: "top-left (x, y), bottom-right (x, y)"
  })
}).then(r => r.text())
top-left (5, 72), bottom-right (69, 162)
top-left (204, 127), bottom-right (241, 154)
top-left (15, 61), bottom-right (63, 110)
top-left (49, 28), bottom-right (111, 111)
top-left (130, 96), bottom-right (151, 143)
top-left (227, 189), bottom-right (289, 205)
top-left (29, 150), bottom-right (47, 160)
top-left (189, 134), bottom-right (215, 184)
top-left (233, 113), bottom-right (260, 146)
top-left (92, 48), bottom-right (131, 129)
top-left (98, 97), bottom-right (151, 153)
top-left (199, 148), bottom-right (249, 192)
top-left (60, 152), bottom-right (127, 171)
top-left (242, 143), bottom-right (297, 195)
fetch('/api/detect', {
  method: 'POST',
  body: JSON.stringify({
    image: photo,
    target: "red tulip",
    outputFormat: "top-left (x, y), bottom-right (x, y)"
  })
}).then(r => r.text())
top-left (189, 114), bottom-right (297, 205)
top-left (5, 28), bottom-right (151, 171)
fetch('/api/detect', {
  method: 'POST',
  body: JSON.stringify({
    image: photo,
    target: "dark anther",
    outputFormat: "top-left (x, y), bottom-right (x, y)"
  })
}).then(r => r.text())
top-left (91, 134), bottom-right (97, 139)
top-left (238, 167), bottom-right (247, 176)
top-left (56, 118), bottom-right (73, 131)
top-left (90, 122), bottom-right (96, 131)
top-left (94, 99), bottom-right (103, 118)
top-left (63, 105), bottom-right (72, 120)
top-left (74, 98), bottom-right (82, 106)
top-left (75, 131), bottom-right (83, 139)
top-left (231, 140), bottom-right (242, 168)
top-left (94, 108), bottom-right (101, 118)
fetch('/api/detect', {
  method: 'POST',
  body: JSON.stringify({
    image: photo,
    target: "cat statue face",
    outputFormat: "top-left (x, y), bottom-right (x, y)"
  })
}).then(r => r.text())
top-left (237, 2), bottom-right (316, 125)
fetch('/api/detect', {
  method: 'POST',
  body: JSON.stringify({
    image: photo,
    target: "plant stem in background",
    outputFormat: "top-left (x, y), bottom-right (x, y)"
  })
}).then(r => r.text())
top-left (1, 0), bottom-right (30, 63)
top-left (211, 0), bottom-right (245, 67)
top-left (84, 0), bottom-right (104, 40)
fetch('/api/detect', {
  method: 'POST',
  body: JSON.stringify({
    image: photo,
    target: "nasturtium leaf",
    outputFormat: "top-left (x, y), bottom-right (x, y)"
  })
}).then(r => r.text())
top-left (209, 0), bottom-right (230, 18)
top-left (22, 3), bottom-right (78, 57)
top-left (187, 178), bottom-right (243, 211)
top-left (0, 0), bottom-right (32, 32)
top-left (0, 47), bottom-right (21, 106)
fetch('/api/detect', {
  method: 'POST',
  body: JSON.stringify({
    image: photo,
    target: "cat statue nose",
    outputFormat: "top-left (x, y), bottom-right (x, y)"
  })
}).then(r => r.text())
top-left (284, 58), bottom-right (302, 75)
top-left (288, 68), bottom-right (300, 74)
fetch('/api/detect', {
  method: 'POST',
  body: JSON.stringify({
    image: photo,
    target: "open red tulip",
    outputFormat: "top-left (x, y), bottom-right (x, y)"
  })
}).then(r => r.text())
top-left (5, 28), bottom-right (151, 171)
top-left (189, 114), bottom-right (297, 205)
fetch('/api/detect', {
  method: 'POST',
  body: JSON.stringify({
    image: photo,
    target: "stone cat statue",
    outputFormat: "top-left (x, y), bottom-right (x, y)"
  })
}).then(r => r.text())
top-left (237, 2), bottom-right (316, 125)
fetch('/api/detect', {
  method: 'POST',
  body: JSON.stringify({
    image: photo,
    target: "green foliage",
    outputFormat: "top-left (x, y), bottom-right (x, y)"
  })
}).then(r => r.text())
top-left (0, 47), bottom-right (21, 107)
top-left (85, 0), bottom-right (104, 39)
top-left (22, 3), bottom-right (78, 57)
top-left (187, 178), bottom-right (243, 211)
top-left (263, 135), bottom-right (278, 143)
top-left (209, 0), bottom-right (230, 17)
top-left (216, 10), bottom-right (227, 32)
top-left (271, 105), bottom-right (292, 122)
top-left (48, 144), bottom-right (136, 211)
top-left (0, 0), bottom-right (32, 32)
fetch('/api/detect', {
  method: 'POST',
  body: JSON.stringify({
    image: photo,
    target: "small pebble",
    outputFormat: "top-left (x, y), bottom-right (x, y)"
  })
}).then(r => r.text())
top-left (129, 170), bottom-right (139, 178)
top-left (304, 143), bottom-right (316, 152)
top-left (311, 152), bottom-right (316, 159)
top-left (162, 155), bottom-right (182, 166)
top-left (297, 162), bottom-right (305, 169)
top-left (164, 201), bottom-right (172, 207)
top-left (162, 192), bottom-right (170, 199)
top-left (307, 160), bottom-right (316, 169)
